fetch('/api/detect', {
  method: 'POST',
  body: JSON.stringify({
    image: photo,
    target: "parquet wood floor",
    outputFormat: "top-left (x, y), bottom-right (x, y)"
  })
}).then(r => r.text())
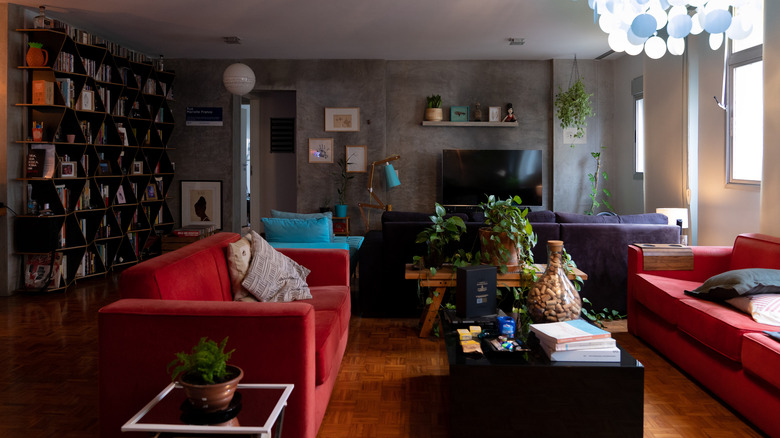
top-left (0, 274), bottom-right (768, 437)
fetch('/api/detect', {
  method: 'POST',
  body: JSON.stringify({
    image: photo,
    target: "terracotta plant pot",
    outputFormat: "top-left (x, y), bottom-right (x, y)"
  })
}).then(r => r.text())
top-left (179, 365), bottom-right (243, 413)
top-left (424, 108), bottom-right (443, 121)
top-left (479, 228), bottom-right (520, 267)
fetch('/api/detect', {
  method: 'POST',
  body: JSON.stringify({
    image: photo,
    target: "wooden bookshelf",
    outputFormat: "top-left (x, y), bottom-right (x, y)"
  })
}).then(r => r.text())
top-left (15, 28), bottom-right (175, 292)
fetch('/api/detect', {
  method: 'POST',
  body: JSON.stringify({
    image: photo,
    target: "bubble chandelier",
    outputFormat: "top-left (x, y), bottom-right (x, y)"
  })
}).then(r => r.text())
top-left (581, 0), bottom-right (763, 59)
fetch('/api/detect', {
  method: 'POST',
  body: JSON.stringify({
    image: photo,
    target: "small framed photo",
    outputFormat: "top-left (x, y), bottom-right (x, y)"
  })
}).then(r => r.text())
top-left (489, 106), bottom-right (501, 122)
top-left (59, 161), bottom-right (76, 178)
top-left (96, 160), bottom-right (111, 176)
top-left (132, 161), bottom-right (143, 175)
top-left (181, 180), bottom-right (222, 229)
top-left (308, 138), bottom-right (334, 163)
top-left (117, 126), bottom-right (129, 146)
top-left (451, 106), bottom-right (469, 122)
top-left (79, 90), bottom-right (94, 111)
top-left (145, 184), bottom-right (157, 200)
top-left (324, 107), bottom-right (360, 132)
top-left (345, 145), bottom-right (367, 173)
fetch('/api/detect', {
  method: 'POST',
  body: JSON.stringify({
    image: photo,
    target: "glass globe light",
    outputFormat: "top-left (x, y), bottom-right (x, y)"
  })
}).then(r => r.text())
top-left (645, 36), bottom-right (667, 59)
top-left (709, 32), bottom-right (724, 50)
top-left (668, 37), bottom-right (686, 55)
top-left (223, 63), bottom-right (256, 96)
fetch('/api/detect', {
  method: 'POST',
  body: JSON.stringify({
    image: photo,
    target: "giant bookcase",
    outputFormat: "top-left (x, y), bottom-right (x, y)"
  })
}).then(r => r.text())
top-left (16, 28), bottom-right (175, 292)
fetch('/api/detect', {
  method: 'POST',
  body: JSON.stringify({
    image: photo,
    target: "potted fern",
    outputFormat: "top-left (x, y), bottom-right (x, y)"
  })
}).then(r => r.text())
top-left (424, 94), bottom-right (443, 121)
top-left (167, 336), bottom-right (243, 413)
top-left (478, 195), bottom-right (537, 272)
top-left (333, 158), bottom-right (354, 217)
top-left (554, 77), bottom-right (593, 146)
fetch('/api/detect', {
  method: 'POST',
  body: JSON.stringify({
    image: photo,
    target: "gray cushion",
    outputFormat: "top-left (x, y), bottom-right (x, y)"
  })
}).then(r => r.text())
top-left (241, 230), bottom-right (312, 302)
top-left (555, 212), bottom-right (620, 223)
top-left (619, 213), bottom-right (669, 224)
top-left (685, 269), bottom-right (780, 301)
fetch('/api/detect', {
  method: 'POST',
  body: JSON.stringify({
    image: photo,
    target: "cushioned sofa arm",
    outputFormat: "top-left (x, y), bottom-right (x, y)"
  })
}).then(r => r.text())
top-left (628, 244), bottom-right (734, 282)
top-left (98, 299), bottom-right (317, 438)
top-left (277, 248), bottom-right (350, 288)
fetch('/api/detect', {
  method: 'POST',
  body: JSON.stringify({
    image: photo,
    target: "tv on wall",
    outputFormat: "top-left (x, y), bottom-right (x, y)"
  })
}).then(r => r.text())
top-left (441, 149), bottom-right (543, 207)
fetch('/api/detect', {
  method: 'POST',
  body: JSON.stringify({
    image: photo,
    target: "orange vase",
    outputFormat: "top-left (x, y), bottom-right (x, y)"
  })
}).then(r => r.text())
top-left (26, 46), bottom-right (48, 67)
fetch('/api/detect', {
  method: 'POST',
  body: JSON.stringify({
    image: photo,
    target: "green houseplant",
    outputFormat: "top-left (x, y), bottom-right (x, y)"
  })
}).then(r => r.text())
top-left (414, 203), bottom-right (466, 273)
top-left (333, 158), bottom-right (354, 217)
top-left (478, 195), bottom-right (537, 273)
top-left (424, 94), bottom-right (443, 121)
top-left (585, 148), bottom-right (613, 215)
top-left (167, 336), bottom-right (243, 413)
top-left (554, 77), bottom-right (593, 145)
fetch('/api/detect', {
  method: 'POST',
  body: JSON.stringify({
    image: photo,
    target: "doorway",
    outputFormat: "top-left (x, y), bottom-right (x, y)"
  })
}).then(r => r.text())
top-left (244, 91), bottom-right (297, 233)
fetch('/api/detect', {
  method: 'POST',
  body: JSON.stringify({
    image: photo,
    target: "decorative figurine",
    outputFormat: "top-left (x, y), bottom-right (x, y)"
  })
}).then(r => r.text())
top-left (473, 103), bottom-right (482, 122)
top-left (503, 103), bottom-right (517, 122)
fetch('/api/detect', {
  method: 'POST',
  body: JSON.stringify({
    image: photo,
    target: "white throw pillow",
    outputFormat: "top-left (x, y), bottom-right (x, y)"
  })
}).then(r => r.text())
top-left (227, 233), bottom-right (253, 301)
top-left (726, 294), bottom-right (780, 326)
top-left (241, 230), bottom-right (312, 302)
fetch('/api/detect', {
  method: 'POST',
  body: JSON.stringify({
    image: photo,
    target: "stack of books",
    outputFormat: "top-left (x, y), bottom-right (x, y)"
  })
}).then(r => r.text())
top-left (529, 319), bottom-right (620, 362)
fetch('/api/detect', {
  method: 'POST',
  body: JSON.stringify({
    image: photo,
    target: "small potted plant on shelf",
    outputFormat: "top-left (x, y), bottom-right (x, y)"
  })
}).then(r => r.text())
top-left (167, 336), bottom-right (243, 413)
top-left (424, 94), bottom-right (443, 121)
top-left (333, 158), bottom-right (354, 218)
top-left (414, 203), bottom-right (466, 273)
top-left (478, 195), bottom-right (537, 272)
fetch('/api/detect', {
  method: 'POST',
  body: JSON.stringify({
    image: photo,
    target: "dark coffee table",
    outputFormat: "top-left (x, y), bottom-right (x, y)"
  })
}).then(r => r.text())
top-left (445, 314), bottom-right (644, 438)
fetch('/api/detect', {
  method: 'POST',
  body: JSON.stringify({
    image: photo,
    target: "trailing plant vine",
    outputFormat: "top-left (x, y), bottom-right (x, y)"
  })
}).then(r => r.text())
top-left (586, 147), bottom-right (613, 215)
top-left (555, 77), bottom-right (593, 145)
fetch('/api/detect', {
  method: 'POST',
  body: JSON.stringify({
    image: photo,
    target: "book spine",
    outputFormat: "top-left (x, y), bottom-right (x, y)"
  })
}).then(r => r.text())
top-left (548, 348), bottom-right (621, 362)
top-left (541, 337), bottom-right (617, 352)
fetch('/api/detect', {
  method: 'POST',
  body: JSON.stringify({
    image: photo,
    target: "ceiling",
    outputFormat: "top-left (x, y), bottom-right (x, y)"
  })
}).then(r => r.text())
top-left (12, 0), bottom-right (617, 61)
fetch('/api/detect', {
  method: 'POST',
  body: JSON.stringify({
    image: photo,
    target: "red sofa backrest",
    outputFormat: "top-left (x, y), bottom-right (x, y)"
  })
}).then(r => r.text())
top-left (730, 233), bottom-right (780, 270)
top-left (119, 232), bottom-right (240, 301)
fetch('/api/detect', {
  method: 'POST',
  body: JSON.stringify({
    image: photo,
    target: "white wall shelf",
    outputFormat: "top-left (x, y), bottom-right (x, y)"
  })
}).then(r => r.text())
top-left (421, 121), bottom-right (517, 127)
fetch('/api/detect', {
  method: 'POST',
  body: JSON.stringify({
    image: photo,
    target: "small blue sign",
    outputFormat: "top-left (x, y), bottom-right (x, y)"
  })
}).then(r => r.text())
top-left (186, 107), bottom-right (223, 126)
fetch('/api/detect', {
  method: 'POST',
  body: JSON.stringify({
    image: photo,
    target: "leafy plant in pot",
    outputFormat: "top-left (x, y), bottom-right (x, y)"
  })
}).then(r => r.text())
top-left (554, 77), bottom-right (593, 147)
top-left (424, 94), bottom-right (443, 121)
top-left (413, 203), bottom-right (466, 275)
top-left (478, 195), bottom-right (537, 273)
top-left (167, 336), bottom-right (243, 413)
top-left (333, 158), bottom-right (354, 217)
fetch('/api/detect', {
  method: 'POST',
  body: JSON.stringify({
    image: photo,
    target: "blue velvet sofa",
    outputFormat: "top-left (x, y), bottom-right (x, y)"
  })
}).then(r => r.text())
top-left (358, 210), bottom-right (679, 317)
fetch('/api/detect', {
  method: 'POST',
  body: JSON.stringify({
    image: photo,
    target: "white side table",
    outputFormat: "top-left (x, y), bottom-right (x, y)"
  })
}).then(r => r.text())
top-left (122, 383), bottom-right (294, 437)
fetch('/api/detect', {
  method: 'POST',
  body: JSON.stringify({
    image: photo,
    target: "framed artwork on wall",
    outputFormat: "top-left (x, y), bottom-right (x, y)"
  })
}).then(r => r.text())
top-left (181, 180), bottom-right (222, 229)
top-left (308, 138), bottom-right (334, 163)
top-left (325, 107), bottom-right (360, 132)
top-left (345, 145), bottom-right (367, 173)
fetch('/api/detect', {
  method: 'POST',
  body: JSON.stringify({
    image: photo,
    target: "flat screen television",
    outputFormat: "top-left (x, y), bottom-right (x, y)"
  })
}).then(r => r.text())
top-left (441, 149), bottom-right (543, 207)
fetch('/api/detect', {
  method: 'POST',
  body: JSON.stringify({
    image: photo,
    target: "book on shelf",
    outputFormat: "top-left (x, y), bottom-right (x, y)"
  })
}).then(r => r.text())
top-left (539, 336), bottom-right (617, 352)
top-left (32, 80), bottom-right (54, 105)
top-left (30, 144), bottom-right (55, 178)
top-left (545, 346), bottom-right (621, 363)
top-left (530, 319), bottom-right (611, 344)
top-left (26, 149), bottom-right (46, 177)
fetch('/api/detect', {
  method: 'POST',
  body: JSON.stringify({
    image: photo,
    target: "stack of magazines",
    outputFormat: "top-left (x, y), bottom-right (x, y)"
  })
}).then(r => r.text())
top-left (530, 319), bottom-right (620, 362)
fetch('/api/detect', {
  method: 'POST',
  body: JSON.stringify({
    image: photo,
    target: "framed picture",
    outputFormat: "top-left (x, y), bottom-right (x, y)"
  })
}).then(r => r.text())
top-left (145, 184), bottom-right (157, 200)
top-left (308, 138), bottom-right (334, 163)
top-left (451, 106), bottom-right (469, 122)
top-left (96, 160), bottom-right (111, 176)
top-left (117, 126), bottom-right (129, 146)
top-left (59, 161), bottom-right (76, 178)
top-left (345, 145), bottom-right (367, 173)
top-left (324, 107), bottom-right (360, 132)
top-left (80, 90), bottom-right (94, 111)
top-left (181, 180), bottom-right (222, 229)
top-left (489, 106), bottom-right (501, 122)
top-left (132, 161), bottom-right (143, 175)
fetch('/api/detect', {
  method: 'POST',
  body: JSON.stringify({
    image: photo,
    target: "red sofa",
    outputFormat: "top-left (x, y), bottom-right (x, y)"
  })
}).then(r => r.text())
top-left (628, 233), bottom-right (780, 437)
top-left (98, 232), bottom-right (351, 438)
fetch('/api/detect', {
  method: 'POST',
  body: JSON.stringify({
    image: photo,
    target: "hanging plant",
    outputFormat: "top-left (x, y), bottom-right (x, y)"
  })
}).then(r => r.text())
top-left (554, 77), bottom-right (593, 143)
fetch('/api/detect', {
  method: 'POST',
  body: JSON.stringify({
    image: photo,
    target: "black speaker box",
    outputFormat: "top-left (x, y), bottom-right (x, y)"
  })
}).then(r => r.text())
top-left (456, 265), bottom-right (497, 318)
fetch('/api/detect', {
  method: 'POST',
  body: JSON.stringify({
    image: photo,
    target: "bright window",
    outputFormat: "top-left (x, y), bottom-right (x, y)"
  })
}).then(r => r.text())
top-left (635, 97), bottom-right (645, 174)
top-left (727, 1), bottom-right (764, 185)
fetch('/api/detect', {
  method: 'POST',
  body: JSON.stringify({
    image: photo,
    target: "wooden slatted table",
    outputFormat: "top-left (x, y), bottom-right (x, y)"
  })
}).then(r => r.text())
top-left (634, 243), bottom-right (694, 270)
top-left (405, 264), bottom-right (587, 337)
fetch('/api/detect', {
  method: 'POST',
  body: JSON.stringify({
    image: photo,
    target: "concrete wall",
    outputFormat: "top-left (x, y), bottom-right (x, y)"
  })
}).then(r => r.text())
top-left (612, 54), bottom-right (645, 215)
top-left (167, 59), bottom-right (577, 234)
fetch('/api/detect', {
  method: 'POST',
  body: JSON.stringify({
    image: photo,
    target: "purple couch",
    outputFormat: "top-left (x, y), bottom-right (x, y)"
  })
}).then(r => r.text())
top-left (358, 210), bottom-right (679, 317)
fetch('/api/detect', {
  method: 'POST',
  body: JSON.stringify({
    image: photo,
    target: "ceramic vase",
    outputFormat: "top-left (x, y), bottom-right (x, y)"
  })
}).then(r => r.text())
top-left (26, 45), bottom-right (48, 67)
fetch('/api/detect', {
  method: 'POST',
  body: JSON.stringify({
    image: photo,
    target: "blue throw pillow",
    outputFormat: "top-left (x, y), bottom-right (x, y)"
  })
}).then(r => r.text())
top-left (261, 217), bottom-right (332, 243)
top-left (270, 210), bottom-right (334, 240)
